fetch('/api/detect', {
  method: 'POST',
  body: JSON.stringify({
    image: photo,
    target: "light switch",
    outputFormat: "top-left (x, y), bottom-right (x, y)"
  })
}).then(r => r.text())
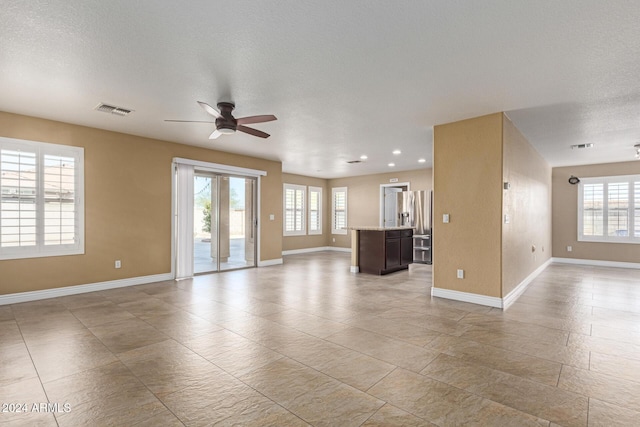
top-left (443, 213), bottom-right (450, 223)
top-left (456, 269), bottom-right (464, 279)
top-left (269, 214), bottom-right (275, 221)
top-left (504, 214), bottom-right (510, 224)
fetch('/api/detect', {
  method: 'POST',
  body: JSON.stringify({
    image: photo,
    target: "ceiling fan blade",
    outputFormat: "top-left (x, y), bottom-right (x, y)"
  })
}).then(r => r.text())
top-left (236, 115), bottom-right (277, 125)
top-left (164, 119), bottom-right (215, 123)
top-left (209, 129), bottom-right (222, 139)
top-left (197, 101), bottom-right (222, 118)
top-left (237, 125), bottom-right (270, 138)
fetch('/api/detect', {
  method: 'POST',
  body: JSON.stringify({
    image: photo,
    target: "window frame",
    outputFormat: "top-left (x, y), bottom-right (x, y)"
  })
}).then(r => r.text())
top-left (0, 136), bottom-right (84, 260)
top-left (331, 186), bottom-right (348, 235)
top-left (308, 186), bottom-right (322, 235)
top-left (283, 183), bottom-right (306, 236)
top-left (578, 174), bottom-right (640, 244)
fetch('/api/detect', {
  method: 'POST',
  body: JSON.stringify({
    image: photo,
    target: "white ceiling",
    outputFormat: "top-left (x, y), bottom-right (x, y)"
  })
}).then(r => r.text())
top-left (1, 1), bottom-right (640, 178)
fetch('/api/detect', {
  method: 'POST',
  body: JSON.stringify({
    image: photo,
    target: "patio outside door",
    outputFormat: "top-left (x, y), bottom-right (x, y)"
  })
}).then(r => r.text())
top-left (193, 173), bottom-right (256, 274)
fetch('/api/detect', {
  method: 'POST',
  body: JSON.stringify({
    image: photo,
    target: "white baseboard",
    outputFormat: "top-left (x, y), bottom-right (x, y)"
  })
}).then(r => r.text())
top-left (431, 287), bottom-right (503, 308)
top-left (0, 273), bottom-right (173, 306)
top-left (282, 246), bottom-right (351, 256)
top-left (502, 258), bottom-right (552, 310)
top-left (552, 257), bottom-right (640, 269)
top-left (258, 258), bottom-right (283, 267)
top-left (350, 266), bottom-right (360, 273)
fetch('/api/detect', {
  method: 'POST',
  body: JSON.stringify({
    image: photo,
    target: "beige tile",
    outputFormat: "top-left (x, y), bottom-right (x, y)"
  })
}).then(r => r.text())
top-left (427, 335), bottom-right (562, 386)
top-left (118, 339), bottom-right (222, 396)
top-left (27, 332), bottom-right (118, 383)
top-left (459, 328), bottom-right (591, 369)
top-left (591, 323), bottom-right (640, 345)
top-left (117, 296), bottom-right (183, 320)
top-left (58, 292), bottom-right (110, 310)
top-left (264, 308), bottom-right (350, 338)
top-left (0, 341), bottom-right (39, 387)
top-left (343, 313), bottom-right (442, 346)
top-left (375, 307), bottom-right (472, 336)
top-left (165, 385), bottom-right (307, 427)
top-left (0, 378), bottom-right (57, 426)
top-left (88, 317), bottom-right (168, 354)
top-left (361, 404), bottom-right (437, 426)
top-left (589, 351), bottom-right (640, 383)
top-left (183, 328), bottom-right (284, 377)
top-left (558, 365), bottom-right (640, 411)
top-left (0, 319), bottom-right (25, 347)
top-left (368, 368), bottom-right (549, 426)
top-left (459, 312), bottom-right (571, 345)
top-left (421, 353), bottom-right (587, 426)
top-left (54, 381), bottom-right (166, 427)
top-left (325, 327), bottom-right (438, 373)
top-left (588, 398), bottom-right (640, 427)
top-left (239, 358), bottom-right (383, 426)
top-left (44, 361), bottom-right (147, 405)
top-left (0, 305), bottom-right (15, 321)
top-left (568, 333), bottom-right (640, 361)
top-left (69, 301), bottom-right (135, 327)
top-left (142, 310), bottom-right (223, 343)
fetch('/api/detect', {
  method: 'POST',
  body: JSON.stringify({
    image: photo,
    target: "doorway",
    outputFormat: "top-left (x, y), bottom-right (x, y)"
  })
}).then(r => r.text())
top-left (379, 182), bottom-right (410, 227)
top-left (193, 173), bottom-right (256, 274)
top-left (174, 158), bottom-right (264, 280)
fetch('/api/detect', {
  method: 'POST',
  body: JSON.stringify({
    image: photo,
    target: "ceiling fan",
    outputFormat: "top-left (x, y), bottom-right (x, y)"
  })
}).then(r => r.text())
top-left (165, 101), bottom-right (277, 139)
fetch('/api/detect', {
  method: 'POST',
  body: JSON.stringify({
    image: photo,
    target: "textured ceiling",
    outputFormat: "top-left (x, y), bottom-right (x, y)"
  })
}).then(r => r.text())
top-left (1, 1), bottom-right (640, 178)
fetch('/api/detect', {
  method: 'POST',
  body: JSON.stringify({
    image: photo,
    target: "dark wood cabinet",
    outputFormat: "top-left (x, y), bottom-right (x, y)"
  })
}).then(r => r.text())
top-left (358, 229), bottom-right (413, 275)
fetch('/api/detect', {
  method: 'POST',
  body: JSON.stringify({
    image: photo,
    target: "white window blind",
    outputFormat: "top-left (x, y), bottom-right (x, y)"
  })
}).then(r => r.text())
top-left (1, 137), bottom-right (84, 259)
top-left (308, 186), bottom-right (322, 235)
top-left (331, 187), bottom-right (347, 235)
top-left (283, 183), bottom-right (305, 236)
top-left (578, 175), bottom-right (640, 244)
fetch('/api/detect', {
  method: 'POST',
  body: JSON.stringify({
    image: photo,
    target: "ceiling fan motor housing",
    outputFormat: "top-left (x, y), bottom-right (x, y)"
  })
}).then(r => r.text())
top-left (216, 102), bottom-right (237, 132)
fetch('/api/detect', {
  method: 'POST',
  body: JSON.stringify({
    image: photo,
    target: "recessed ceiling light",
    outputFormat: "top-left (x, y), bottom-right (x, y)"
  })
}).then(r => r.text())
top-left (418, 158), bottom-right (426, 163)
top-left (392, 150), bottom-right (401, 155)
top-left (360, 155), bottom-right (368, 160)
top-left (388, 163), bottom-right (395, 167)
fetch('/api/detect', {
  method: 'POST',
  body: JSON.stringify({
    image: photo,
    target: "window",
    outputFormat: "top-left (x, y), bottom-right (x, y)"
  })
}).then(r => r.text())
top-left (1, 137), bottom-right (84, 260)
top-left (578, 174), bottom-right (640, 243)
top-left (283, 183), bottom-right (305, 235)
top-left (308, 186), bottom-right (322, 235)
top-left (331, 187), bottom-right (347, 235)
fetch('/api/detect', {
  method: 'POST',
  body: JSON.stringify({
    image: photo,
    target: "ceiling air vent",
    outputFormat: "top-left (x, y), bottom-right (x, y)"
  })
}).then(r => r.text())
top-left (95, 103), bottom-right (133, 116)
top-left (346, 160), bottom-right (362, 164)
top-left (570, 143), bottom-right (594, 149)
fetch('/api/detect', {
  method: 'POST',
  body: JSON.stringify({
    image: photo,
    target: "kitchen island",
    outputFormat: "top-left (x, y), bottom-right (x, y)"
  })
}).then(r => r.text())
top-left (349, 226), bottom-right (413, 275)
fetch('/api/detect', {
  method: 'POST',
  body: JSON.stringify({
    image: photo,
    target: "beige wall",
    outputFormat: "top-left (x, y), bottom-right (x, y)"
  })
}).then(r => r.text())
top-left (329, 169), bottom-right (432, 248)
top-left (552, 161), bottom-right (640, 262)
top-left (0, 111), bottom-right (282, 295)
top-left (502, 115), bottom-right (552, 296)
top-left (433, 113), bottom-right (504, 298)
top-left (281, 173), bottom-right (330, 251)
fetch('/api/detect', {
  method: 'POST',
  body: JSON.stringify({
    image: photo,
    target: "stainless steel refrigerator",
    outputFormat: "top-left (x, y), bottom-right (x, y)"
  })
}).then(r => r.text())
top-left (396, 190), bottom-right (432, 264)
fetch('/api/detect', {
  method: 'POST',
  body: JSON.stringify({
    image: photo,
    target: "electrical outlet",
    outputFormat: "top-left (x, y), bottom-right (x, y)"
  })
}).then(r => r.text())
top-left (567, 246), bottom-right (572, 252)
top-left (456, 269), bottom-right (464, 279)
top-left (115, 260), bottom-right (121, 269)
top-left (443, 213), bottom-right (450, 223)
top-left (269, 214), bottom-right (275, 221)
top-left (332, 238), bottom-right (336, 243)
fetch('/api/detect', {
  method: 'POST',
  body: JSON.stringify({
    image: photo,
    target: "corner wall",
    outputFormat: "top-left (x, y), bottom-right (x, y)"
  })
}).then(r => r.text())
top-left (502, 115), bottom-right (552, 297)
top-left (433, 113), bottom-right (504, 298)
top-left (552, 161), bottom-right (640, 263)
top-left (0, 111), bottom-right (283, 295)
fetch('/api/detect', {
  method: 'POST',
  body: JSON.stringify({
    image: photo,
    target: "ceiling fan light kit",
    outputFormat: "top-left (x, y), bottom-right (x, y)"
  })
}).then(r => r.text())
top-left (166, 101), bottom-right (277, 140)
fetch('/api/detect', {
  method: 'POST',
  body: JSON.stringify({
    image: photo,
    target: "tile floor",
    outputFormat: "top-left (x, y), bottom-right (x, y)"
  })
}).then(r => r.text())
top-left (1, 252), bottom-right (640, 426)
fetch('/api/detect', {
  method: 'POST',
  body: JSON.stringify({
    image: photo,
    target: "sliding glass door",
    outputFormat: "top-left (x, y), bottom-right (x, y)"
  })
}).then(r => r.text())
top-left (193, 173), bottom-right (256, 274)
